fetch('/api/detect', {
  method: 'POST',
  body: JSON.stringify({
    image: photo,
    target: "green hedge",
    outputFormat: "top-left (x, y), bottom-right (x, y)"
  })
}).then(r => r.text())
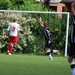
top-left (0, 12), bottom-right (71, 55)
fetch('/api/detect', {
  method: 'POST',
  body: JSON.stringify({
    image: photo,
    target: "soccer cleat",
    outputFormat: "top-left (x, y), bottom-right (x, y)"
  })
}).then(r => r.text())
top-left (8, 53), bottom-right (12, 55)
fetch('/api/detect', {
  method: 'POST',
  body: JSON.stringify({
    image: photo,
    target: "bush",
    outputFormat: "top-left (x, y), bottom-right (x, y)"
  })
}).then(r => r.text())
top-left (0, 12), bottom-right (69, 55)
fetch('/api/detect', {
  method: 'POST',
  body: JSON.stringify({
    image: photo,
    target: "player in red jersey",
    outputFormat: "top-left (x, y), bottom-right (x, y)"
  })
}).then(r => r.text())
top-left (6, 18), bottom-right (20, 55)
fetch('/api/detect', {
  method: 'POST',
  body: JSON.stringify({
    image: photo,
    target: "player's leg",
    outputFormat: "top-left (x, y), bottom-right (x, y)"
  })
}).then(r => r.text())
top-left (7, 36), bottom-right (18, 55)
top-left (46, 48), bottom-right (53, 60)
top-left (48, 42), bottom-right (53, 60)
top-left (45, 41), bottom-right (53, 60)
top-left (68, 26), bottom-right (75, 75)
top-left (7, 43), bottom-right (14, 55)
top-left (52, 50), bottom-right (61, 56)
top-left (7, 36), bottom-right (13, 55)
top-left (68, 56), bottom-right (75, 75)
top-left (68, 42), bottom-right (75, 75)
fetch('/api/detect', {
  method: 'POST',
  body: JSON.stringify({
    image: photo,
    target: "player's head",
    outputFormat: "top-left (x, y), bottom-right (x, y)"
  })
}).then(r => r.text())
top-left (44, 23), bottom-right (49, 29)
top-left (13, 18), bottom-right (18, 22)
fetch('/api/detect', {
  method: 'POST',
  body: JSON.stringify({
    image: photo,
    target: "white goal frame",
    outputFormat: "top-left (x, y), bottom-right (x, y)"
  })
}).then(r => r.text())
top-left (0, 10), bottom-right (70, 56)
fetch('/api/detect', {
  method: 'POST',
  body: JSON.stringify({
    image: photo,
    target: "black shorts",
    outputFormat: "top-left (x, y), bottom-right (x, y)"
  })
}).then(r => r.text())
top-left (69, 42), bottom-right (75, 58)
top-left (45, 40), bottom-right (52, 49)
top-left (69, 29), bottom-right (75, 58)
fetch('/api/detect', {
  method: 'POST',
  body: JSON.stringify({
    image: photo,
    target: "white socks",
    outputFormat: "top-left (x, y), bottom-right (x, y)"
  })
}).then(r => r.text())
top-left (70, 62), bottom-right (75, 75)
top-left (49, 54), bottom-right (53, 60)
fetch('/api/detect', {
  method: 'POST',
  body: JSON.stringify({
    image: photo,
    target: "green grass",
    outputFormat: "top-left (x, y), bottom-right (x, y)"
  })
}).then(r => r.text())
top-left (0, 53), bottom-right (71, 75)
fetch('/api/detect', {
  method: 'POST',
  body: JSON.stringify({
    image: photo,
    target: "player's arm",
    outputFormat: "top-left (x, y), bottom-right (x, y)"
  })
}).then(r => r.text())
top-left (17, 25), bottom-right (20, 36)
top-left (17, 30), bottom-right (20, 36)
top-left (6, 31), bottom-right (9, 36)
top-left (38, 17), bottom-right (44, 28)
top-left (71, 3), bottom-right (75, 15)
top-left (6, 24), bottom-right (10, 36)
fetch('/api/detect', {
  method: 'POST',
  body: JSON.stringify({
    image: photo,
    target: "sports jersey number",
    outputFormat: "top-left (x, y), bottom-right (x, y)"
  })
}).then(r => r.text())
top-left (12, 27), bottom-right (15, 32)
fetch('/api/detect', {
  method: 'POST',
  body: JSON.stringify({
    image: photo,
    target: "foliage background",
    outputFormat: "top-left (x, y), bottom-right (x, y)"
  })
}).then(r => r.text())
top-left (0, 0), bottom-right (72, 55)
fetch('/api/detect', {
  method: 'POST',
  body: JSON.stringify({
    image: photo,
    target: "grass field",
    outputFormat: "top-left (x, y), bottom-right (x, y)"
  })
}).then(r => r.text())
top-left (0, 53), bottom-right (71, 75)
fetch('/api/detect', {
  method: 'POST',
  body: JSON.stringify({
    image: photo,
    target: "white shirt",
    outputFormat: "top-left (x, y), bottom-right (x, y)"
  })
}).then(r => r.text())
top-left (7, 23), bottom-right (20, 36)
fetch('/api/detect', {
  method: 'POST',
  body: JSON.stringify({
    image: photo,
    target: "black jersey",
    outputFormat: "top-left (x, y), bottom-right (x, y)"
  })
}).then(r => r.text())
top-left (71, 15), bottom-right (75, 43)
top-left (69, 15), bottom-right (75, 57)
top-left (44, 27), bottom-right (52, 42)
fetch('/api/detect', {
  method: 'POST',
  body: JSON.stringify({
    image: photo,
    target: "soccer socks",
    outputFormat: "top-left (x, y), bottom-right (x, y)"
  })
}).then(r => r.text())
top-left (49, 54), bottom-right (53, 60)
top-left (70, 62), bottom-right (75, 75)
top-left (46, 51), bottom-right (53, 60)
top-left (7, 44), bottom-right (13, 54)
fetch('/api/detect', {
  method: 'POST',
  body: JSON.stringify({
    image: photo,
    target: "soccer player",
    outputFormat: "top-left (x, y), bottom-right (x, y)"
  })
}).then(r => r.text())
top-left (6, 18), bottom-right (20, 55)
top-left (68, 1), bottom-right (75, 75)
top-left (38, 17), bottom-right (53, 60)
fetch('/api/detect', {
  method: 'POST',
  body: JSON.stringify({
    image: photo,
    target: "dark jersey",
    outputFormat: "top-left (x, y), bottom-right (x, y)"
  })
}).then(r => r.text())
top-left (70, 15), bottom-right (75, 43)
top-left (43, 27), bottom-right (52, 48)
top-left (44, 27), bottom-right (52, 42)
top-left (69, 15), bottom-right (75, 57)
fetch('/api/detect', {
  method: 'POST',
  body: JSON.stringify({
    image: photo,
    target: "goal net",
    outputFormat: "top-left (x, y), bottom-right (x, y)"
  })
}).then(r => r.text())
top-left (0, 10), bottom-right (69, 56)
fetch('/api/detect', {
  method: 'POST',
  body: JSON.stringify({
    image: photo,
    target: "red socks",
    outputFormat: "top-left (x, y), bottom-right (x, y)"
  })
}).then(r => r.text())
top-left (7, 44), bottom-right (13, 53)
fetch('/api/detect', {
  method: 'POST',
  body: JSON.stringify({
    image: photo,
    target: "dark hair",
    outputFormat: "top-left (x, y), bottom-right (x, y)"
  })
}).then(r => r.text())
top-left (44, 23), bottom-right (48, 27)
top-left (44, 23), bottom-right (49, 29)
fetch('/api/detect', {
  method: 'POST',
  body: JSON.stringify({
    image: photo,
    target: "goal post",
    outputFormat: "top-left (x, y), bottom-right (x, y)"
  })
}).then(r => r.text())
top-left (0, 10), bottom-right (70, 56)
